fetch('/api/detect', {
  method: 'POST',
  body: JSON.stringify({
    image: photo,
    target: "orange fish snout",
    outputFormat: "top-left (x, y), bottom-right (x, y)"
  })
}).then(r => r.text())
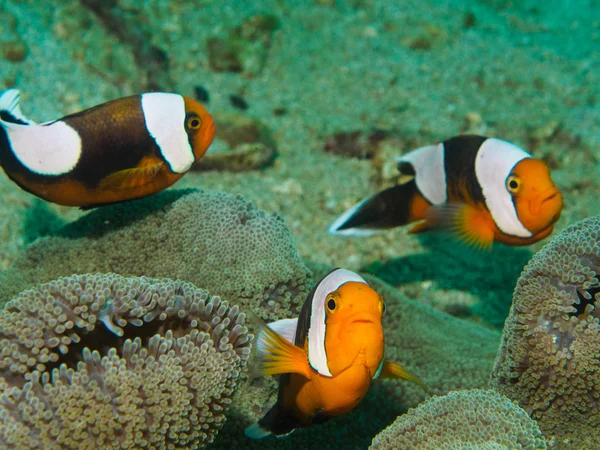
top-left (344, 314), bottom-right (384, 374)
top-left (519, 186), bottom-right (563, 234)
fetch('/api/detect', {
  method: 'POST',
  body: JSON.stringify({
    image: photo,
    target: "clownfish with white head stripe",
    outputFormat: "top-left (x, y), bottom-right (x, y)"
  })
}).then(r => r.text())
top-left (245, 268), bottom-right (426, 439)
top-left (328, 135), bottom-right (563, 249)
top-left (0, 89), bottom-right (215, 208)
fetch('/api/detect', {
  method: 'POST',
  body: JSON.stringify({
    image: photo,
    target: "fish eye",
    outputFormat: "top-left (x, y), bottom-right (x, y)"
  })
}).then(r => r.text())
top-left (327, 298), bottom-right (336, 311)
top-left (506, 175), bottom-right (522, 194)
top-left (186, 115), bottom-right (202, 130)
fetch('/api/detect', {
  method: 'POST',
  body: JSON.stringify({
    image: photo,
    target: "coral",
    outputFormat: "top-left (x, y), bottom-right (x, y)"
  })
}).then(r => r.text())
top-left (0, 189), bottom-right (312, 321)
top-left (490, 216), bottom-right (600, 448)
top-left (0, 273), bottom-right (252, 449)
top-left (369, 389), bottom-right (547, 450)
top-left (209, 262), bottom-right (501, 450)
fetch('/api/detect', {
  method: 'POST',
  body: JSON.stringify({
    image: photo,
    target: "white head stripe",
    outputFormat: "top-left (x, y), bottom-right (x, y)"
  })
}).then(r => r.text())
top-left (141, 93), bottom-right (194, 173)
top-left (475, 138), bottom-right (532, 237)
top-left (6, 121), bottom-right (81, 175)
top-left (395, 143), bottom-right (446, 205)
top-left (308, 268), bottom-right (367, 377)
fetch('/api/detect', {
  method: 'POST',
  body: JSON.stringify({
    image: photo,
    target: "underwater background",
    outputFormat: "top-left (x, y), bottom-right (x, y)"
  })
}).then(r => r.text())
top-left (0, 0), bottom-right (598, 449)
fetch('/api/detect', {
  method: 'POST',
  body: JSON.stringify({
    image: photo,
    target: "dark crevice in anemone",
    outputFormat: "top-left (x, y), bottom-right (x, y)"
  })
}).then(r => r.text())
top-left (43, 317), bottom-right (198, 373)
top-left (569, 286), bottom-right (600, 318)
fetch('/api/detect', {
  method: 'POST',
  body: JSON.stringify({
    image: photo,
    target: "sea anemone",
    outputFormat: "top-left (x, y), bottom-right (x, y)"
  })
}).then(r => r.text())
top-left (491, 215), bottom-right (600, 447)
top-left (370, 389), bottom-right (546, 449)
top-left (0, 273), bottom-right (252, 449)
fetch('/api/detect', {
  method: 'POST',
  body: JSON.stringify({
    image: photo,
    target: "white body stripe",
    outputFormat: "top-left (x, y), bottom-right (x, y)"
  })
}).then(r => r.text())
top-left (141, 93), bottom-right (194, 173)
top-left (395, 143), bottom-right (447, 205)
top-left (475, 138), bottom-right (532, 237)
top-left (4, 121), bottom-right (81, 175)
top-left (308, 269), bottom-right (367, 377)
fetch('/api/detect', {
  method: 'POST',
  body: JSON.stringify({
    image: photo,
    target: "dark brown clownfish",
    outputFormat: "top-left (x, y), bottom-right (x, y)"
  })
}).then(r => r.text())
top-left (328, 135), bottom-right (563, 249)
top-left (0, 89), bottom-right (215, 208)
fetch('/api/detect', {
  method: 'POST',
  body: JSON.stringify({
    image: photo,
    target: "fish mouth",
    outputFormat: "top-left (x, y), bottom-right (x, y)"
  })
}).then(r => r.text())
top-left (351, 318), bottom-right (375, 325)
top-left (541, 189), bottom-right (560, 205)
top-left (528, 188), bottom-right (562, 217)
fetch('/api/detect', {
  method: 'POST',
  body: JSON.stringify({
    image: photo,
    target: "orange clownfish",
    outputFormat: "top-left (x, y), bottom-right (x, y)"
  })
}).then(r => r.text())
top-left (0, 89), bottom-right (215, 208)
top-left (328, 135), bottom-right (563, 249)
top-left (245, 268), bottom-right (425, 439)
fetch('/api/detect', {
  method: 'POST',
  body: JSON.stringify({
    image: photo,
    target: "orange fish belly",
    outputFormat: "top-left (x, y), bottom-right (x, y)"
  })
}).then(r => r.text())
top-left (8, 161), bottom-right (182, 207)
top-left (286, 361), bottom-right (372, 424)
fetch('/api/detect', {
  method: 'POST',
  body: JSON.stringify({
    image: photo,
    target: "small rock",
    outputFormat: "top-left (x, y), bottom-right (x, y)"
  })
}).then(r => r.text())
top-left (401, 23), bottom-right (448, 51)
top-left (206, 37), bottom-right (243, 72)
top-left (462, 111), bottom-right (487, 135)
top-left (194, 85), bottom-right (210, 103)
top-left (1, 39), bottom-right (27, 62)
top-left (213, 111), bottom-right (276, 149)
top-left (528, 120), bottom-right (561, 143)
top-left (272, 179), bottom-right (303, 195)
top-left (323, 129), bottom-right (388, 159)
top-left (273, 106), bottom-right (287, 116)
top-left (206, 14), bottom-right (279, 77)
top-left (463, 12), bottom-right (476, 29)
top-left (193, 142), bottom-right (275, 172)
top-left (372, 137), bottom-right (407, 186)
top-left (229, 94), bottom-right (249, 110)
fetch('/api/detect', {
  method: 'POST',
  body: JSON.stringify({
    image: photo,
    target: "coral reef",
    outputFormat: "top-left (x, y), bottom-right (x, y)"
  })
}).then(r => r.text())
top-left (490, 216), bottom-right (600, 448)
top-left (369, 389), bottom-right (547, 450)
top-left (208, 262), bottom-right (501, 449)
top-left (0, 273), bottom-right (252, 449)
top-left (0, 189), bottom-right (312, 321)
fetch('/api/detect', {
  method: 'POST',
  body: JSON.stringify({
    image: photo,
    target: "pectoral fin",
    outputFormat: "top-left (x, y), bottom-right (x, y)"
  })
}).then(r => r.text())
top-left (379, 361), bottom-right (429, 394)
top-left (98, 161), bottom-right (163, 191)
top-left (426, 202), bottom-right (495, 250)
top-left (248, 311), bottom-right (311, 379)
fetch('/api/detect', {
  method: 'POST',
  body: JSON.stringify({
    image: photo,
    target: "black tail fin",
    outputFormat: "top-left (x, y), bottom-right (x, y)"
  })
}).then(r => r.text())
top-left (245, 375), bottom-right (302, 439)
top-left (328, 180), bottom-right (420, 236)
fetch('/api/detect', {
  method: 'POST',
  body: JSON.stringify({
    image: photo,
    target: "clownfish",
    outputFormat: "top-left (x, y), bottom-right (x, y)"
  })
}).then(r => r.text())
top-left (0, 89), bottom-right (215, 208)
top-left (245, 268), bottom-right (425, 439)
top-left (328, 135), bottom-right (563, 248)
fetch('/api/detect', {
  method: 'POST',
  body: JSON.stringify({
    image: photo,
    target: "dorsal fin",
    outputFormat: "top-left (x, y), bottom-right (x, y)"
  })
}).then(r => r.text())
top-left (0, 89), bottom-right (35, 126)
